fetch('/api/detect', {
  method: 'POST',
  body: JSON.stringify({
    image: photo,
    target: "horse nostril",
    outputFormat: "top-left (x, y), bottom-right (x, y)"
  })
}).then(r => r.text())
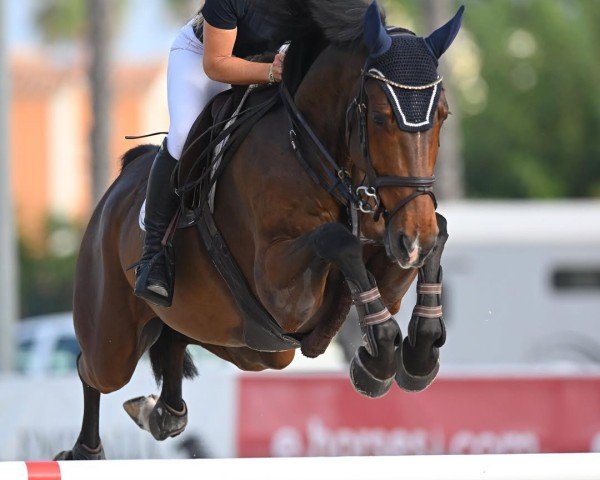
top-left (400, 234), bottom-right (415, 253)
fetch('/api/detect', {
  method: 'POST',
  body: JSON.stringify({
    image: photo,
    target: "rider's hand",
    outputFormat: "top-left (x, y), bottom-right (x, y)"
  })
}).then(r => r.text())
top-left (271, 53), bottom-right (285, 83)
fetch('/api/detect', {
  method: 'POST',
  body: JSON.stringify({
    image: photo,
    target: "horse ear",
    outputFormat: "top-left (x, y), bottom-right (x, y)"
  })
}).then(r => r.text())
top-left (424, 5), bottom-right (465, 59)
top-left (363, 1), bottom-right (392, 58)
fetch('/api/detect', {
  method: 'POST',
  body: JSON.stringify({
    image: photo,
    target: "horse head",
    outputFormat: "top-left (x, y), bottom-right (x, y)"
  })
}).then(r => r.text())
top-left (353, 1), bottom-right (464, 268)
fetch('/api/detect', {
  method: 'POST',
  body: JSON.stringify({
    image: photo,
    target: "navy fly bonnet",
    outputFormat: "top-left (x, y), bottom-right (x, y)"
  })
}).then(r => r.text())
top-left (363, 2), bottom-right (464, 133)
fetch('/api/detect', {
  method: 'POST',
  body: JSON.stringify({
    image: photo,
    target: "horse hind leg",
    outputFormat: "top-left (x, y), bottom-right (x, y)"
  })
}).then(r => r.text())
top-left (54, 356), bottom-right (106, 460)
top-left (123, 325), bottom-right (196, 441)
top-left (311, 223), bottom-right (401, 398)
top-left (395, 213), bottom-right (448, 392)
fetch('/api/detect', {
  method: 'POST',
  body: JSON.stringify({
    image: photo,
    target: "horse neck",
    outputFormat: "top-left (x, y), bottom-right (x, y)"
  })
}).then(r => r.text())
top-left (294, 46), bottom-right (365, 161)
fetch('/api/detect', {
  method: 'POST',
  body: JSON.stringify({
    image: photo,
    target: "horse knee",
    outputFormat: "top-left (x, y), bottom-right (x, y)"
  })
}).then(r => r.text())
top-left (312, 223), bottom-right (361, 262)
top-left (82, 355), bottom-right (136, 394)
top-left (436, 213), bottom-right (449, 242)
top-left (94, 372), bottom-right (134, 394)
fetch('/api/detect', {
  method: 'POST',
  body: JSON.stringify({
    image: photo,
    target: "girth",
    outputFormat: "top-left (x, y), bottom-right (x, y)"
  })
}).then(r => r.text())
top-left (173, 84), bottom-right (303, 352)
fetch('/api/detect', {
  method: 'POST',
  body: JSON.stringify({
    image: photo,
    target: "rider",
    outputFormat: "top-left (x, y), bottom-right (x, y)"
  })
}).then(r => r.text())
top-left (134, 0), bottom-right (285, 307)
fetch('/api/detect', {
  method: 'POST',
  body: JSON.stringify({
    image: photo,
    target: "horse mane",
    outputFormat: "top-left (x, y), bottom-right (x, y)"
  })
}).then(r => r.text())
top-left (120, 144), bottom-right (159, 173)
top-left (252, 0), bottom-right (377, 45)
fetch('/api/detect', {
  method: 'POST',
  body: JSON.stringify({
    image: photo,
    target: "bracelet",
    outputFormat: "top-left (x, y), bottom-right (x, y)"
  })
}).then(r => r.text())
top-left (268, 63), bottom-right (275, 83)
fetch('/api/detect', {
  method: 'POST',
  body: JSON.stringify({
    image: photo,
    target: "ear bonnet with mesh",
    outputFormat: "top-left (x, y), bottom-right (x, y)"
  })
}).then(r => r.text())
top-left (363, 2), bottom-right (465, 133)
top-left (367, 35), bottom-right (442, 132)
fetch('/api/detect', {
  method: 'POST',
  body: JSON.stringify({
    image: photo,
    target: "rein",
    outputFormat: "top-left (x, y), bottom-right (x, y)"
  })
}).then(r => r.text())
top-left (281, 85), bottom-right (359, 209)
top-left (281, 64), bottom-right (438, 232)
top-left (174, 88), bottom-right (280, 202)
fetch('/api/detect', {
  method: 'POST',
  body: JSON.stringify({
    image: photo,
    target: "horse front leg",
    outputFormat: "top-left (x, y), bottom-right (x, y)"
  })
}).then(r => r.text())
top-left (314, 224), bottom-right (402, 398)
top-left (258, 222), bottom-right (401, 397)
top-left (395, 213), bottom-right (448, 392)
top-left (309, 223), bottom-right (402, 398)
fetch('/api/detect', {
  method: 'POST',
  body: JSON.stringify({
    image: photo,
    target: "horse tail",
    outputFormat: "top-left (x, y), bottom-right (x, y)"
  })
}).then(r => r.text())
top-left (149, 324), bottom-right (199, 386)
top-left (120, 144), bottom-right (159, 174)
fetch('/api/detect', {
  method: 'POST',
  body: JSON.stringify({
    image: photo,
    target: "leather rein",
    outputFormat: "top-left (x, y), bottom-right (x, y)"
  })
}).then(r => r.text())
top-left (280, 64), bottom-right (438, 232)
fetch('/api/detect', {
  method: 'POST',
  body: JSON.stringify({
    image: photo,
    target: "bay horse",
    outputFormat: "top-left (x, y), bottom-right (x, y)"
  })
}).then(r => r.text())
top-left (55, 0), bottom-right (463, 460)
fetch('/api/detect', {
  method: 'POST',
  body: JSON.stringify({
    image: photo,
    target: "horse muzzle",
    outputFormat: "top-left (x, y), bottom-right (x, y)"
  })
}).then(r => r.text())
top-left (384, 228), bottom-right (437, 269)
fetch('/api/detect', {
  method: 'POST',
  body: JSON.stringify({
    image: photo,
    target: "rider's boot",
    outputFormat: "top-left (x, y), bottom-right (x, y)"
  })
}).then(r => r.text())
top-left (134, 140), bottom-right (179, 307)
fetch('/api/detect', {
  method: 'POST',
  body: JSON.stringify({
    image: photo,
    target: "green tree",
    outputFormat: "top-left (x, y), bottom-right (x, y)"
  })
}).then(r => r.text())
top-left (455, 0), bottom-right (600, 198)
top-left (393, 0), bottom-right (600, 198)
top-left (19, 218), bottom-right (81, 318)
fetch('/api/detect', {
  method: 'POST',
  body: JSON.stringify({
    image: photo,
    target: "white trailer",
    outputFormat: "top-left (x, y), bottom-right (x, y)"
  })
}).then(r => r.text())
top-left (393, 200), bottom-right (600, 367)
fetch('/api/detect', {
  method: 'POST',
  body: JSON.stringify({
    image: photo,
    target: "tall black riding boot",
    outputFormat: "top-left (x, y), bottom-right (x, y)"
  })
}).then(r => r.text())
top-left (134, 141), bottom-right (179, 307)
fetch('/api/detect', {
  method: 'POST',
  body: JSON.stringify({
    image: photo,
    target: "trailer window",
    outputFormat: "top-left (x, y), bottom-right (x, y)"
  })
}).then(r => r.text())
top-left (552, 268), bottom-right (600, 291)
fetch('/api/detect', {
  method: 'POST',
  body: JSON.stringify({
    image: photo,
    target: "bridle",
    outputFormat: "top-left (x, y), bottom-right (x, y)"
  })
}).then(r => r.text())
top-left (280, 61), bottom-right (441, 233)
top-left (348, 66), bottom-right (441, 224)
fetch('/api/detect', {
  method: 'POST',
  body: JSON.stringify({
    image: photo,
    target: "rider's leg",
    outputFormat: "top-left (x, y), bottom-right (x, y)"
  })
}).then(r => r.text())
top-left (134, 142), bottom-right (179, 306)
top-left (135, 25), bottom-right (227, 306)
top-left (165, 26), bottom-right (229, 161)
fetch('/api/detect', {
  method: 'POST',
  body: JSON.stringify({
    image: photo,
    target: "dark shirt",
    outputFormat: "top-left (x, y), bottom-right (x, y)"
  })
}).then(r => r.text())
top-left (198, 0), bottom-right (280, 58)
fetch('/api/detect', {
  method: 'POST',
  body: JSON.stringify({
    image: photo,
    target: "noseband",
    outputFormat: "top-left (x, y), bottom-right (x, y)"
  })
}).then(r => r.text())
top-left (280, 64), bottom-right (440, 234)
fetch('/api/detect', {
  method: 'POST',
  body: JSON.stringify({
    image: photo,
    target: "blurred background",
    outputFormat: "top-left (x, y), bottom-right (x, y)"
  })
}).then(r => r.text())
top-left (0, 0), bottom-right (599, 462)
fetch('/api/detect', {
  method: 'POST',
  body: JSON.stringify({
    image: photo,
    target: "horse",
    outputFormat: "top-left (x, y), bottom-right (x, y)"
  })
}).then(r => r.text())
top-left (54, 0), bottom-right (463, 460)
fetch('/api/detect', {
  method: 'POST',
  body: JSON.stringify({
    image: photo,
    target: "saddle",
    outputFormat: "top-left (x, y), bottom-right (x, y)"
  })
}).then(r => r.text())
top-left (172, 73), bottom-right (303, 352)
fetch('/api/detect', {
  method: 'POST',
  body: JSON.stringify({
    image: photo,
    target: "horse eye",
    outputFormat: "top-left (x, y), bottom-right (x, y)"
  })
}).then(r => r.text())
top-left (372, 113), bottom-right (387, 126)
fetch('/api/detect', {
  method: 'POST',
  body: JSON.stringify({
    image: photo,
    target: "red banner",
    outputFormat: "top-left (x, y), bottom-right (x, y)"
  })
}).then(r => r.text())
top-left (237, 374), bottom-right (600, 457)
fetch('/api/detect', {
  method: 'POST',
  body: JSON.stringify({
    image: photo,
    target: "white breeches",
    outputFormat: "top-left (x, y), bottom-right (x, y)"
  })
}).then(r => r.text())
top-left (166, 21), bottom-right (229, 160)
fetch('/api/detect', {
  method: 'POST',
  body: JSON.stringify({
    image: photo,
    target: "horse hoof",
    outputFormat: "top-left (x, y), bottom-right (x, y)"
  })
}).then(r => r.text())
top-left (53, 442), bottom-right (106, 461)
top-left (349, 353), bottom-right (393, 399)
top-left (394, 341), bottom-right (440, 392)
top-left (124, 394), bottom-right (188, 441)
top-left (123, 394), bottom-right (159, 432)
top-left (53, 450), bottom-right (72, 460)
top-left (149, 397), bottom-right (188, 441)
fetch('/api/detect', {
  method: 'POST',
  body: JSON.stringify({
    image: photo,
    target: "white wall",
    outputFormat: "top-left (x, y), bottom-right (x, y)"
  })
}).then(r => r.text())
top-left (0, 362), bottom-right (237, 461)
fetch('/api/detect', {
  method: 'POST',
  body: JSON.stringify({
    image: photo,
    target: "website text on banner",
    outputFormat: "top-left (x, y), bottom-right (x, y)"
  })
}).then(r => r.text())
top-left (237, 375), bottom-right (600, 457)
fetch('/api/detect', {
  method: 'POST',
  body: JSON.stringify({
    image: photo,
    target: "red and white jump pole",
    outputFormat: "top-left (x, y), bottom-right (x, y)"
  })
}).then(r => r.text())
top-left (1, 454), bottom-right (599, 480)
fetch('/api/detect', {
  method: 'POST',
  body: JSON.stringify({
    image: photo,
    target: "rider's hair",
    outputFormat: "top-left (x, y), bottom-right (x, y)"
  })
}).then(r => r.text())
top-left (193, 2), bottom-right (205, 28)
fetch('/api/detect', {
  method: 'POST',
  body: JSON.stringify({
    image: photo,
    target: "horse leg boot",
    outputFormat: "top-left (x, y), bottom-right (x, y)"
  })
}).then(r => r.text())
top-left (311, 223), bottom-right (401, 398)
top-left (134, 140), bottom-right (179, 307)
top-left (123, 326), bottom-right (190, 440)
top-left (54, 356), bottom-right (106, 460)
top-left (395, 213), bottom-right (448, 392)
